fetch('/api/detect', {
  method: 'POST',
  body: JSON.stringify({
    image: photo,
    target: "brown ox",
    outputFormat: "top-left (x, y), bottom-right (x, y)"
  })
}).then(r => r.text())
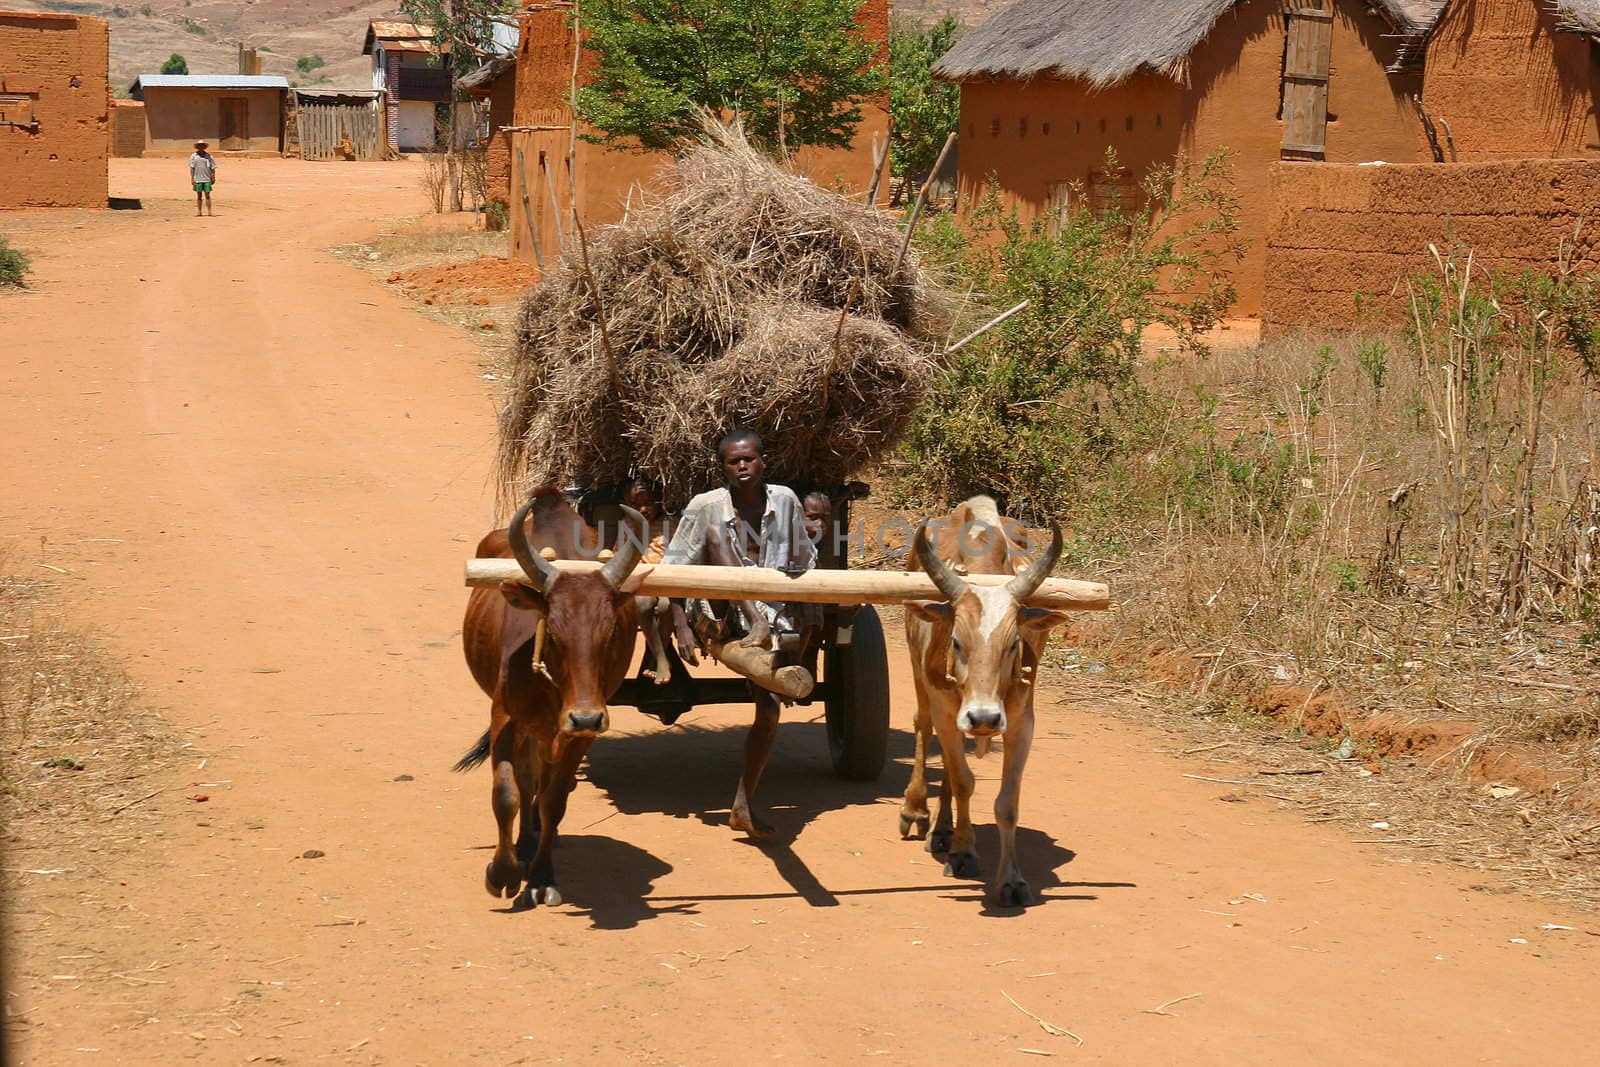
top-left (456, 492), bottom-right (645, 907)
top-left (899, 496), bottom-right (1068, 907)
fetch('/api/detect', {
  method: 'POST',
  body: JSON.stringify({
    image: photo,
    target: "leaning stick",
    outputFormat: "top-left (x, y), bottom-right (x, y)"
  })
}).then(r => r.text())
top-left (891, 131), bottom-right (957, 277)
top-left (865, 116), bottom-right (893, 206)
top-left (942, 300), bottom-right (1031, 357)
top-left (540, 154), bottom-right (567, 254)
top-left (513, 146), bottom-right (545, 273)
top-left (467, 559), bottom-right (1110, 612)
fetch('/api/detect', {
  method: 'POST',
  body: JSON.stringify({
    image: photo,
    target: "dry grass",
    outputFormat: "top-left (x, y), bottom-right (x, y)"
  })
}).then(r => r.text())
top-left (0, 560), bottom-right (180, 886)
top-left (1096, 322), bottom-right (1600, 750)
top-left (497, 121), bottom-right (952, 512)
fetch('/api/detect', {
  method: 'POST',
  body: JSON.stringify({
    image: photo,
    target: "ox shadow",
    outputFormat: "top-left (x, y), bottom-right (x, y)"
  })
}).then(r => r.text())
top-left (937, 825), bottom-right (1137, 917)
top-left (581, 714), bottom-right (917, 909)
top-left (495, 834), bottom-right (687, 930)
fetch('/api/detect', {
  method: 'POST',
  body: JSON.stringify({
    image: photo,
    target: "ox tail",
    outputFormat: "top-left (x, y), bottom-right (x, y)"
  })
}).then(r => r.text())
top-left (452, 729), bottom-right (492, 773)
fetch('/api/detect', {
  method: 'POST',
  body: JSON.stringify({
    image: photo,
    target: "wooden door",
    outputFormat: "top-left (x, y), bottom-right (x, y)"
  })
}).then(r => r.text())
top-left (1280, 2), bottom-right (1334, 161)
top-left (219, 97), bottom-right (248, 151)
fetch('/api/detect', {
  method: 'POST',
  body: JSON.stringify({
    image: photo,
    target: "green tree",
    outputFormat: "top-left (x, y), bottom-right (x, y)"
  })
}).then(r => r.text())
top-left (575, 0), bottom-right (884, 153)
top-left (160, 53), bottom-right (188, 75)
top-left (295, 54), bottom-right (326, 75)
top-left (888, 15), bottom-right (960, 185)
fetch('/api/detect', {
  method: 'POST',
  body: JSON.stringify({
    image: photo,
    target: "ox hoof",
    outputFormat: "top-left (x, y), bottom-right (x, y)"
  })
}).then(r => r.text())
top-left (943, 850), bottom-right (981, 879)
top-left (537, 885), bottom-right (563, 906)
top-left (484, 859), bottom-right (522, 899)
top-left (899, 812), bottom-right (930, 840)
top-left (926, 828), bottom-right (953, 856)
top-left (996, 879), bottom-right (1033, 908)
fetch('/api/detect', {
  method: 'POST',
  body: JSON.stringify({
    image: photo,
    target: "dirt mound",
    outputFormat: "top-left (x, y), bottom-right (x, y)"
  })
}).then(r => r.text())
top-left (387, 255), bottom-right (538, 307)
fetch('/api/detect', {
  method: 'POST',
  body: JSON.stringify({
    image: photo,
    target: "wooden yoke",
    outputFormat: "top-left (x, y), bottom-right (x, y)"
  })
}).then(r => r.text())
top-left (466, 559), bottom-right (1111, 612)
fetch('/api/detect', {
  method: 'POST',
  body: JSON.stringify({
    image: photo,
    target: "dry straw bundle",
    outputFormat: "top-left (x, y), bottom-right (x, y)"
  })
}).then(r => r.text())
top-left (496, 122), bottom-right (950, 510)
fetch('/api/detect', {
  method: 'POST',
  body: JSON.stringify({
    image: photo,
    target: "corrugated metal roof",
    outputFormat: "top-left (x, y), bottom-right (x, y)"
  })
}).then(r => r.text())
top-left (131, 74), bottom-right (290, 95)
top-left (369, 19), bottom-right (433, 41)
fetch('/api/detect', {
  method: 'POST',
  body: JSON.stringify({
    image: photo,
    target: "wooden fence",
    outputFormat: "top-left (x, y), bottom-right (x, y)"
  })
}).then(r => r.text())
top-left (298, 99), bottom-right (383, 162)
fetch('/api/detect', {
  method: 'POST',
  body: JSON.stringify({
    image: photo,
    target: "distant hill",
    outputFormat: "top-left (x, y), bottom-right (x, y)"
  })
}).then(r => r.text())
top-left (12, 0), bottom-right (399, 94)
top-left (8, 0), bottom-right (1012, 98)
top-left (893, 0), bottom-right (1011, 27)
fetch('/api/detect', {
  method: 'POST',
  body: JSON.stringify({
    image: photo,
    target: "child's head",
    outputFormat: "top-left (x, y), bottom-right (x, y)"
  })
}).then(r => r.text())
top-left (801, 490), bottom-right (831, 542)
top-left (622, 478), bottom-right (662, 521)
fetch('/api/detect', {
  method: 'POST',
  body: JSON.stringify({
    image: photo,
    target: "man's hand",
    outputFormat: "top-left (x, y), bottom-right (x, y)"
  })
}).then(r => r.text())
top-left (670, 602), bottom-right (700, 666)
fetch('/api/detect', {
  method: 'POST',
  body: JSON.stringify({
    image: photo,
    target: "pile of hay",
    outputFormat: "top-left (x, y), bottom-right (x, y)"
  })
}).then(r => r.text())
top-left (496, 124), bottom-right (950, 510)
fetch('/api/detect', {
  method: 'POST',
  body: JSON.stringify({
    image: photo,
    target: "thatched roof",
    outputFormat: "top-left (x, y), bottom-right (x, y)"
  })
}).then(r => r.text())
top-left (933, 0), bottom-right (1446, 87)
top-left (1554, 0), bottom-right (1600, 35)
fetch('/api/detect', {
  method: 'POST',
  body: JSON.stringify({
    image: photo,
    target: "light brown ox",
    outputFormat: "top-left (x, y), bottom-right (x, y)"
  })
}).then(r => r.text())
top-left (900, 496), bottom-right (1068, 907)
top-left (456, 492), bottom-right (646, 907)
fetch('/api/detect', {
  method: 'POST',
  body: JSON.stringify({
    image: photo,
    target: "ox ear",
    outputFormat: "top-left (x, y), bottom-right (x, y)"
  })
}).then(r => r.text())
top-left (499, 580), bottom-right (548, 615)
top-left (1019, 607), bottom-right (1071, 641)
top-left (906, 600), bottom-right (953, 625)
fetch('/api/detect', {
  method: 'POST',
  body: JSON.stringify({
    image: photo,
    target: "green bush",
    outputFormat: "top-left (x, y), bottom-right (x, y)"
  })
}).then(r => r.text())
top-left (896, 150), bottom-right (1245, 522)
top-left (160, 53), bottom-right (188, 75)
top-left (0, 238), bottom-right (31, 289)
top-left (295, 54), bottom-right (326, 75)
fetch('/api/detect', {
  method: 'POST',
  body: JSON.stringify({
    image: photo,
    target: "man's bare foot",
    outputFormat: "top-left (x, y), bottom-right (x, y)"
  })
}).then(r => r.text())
top-left (740, 619), bottom-right (771, 650)
top-left (729, 803), bottom-right (774, 838)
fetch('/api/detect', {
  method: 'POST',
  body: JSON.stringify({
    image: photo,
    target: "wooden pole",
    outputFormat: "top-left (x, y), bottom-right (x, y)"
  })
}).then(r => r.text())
top-left (466, 558), bottom-right (1110, 612)
top-left (513, 145), bottom-right (545, 273)
top-left (540, 154), bottom-right (568, 254)
top-left (892, 131), bottom-right (956, 277)
top-left (943, 299), bottom-right (1030, 357)
top-left (865, 116), bottom-right (892, 207)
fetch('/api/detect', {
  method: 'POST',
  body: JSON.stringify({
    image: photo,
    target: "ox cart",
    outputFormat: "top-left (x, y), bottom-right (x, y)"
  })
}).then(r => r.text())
top-left (584, 480), bottom-right (890, 782)
top-left (464, 483), bottom-right (1113, 784)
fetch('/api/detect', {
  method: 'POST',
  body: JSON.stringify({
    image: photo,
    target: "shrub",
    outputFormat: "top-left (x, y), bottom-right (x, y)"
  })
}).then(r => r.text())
top-left (896, 150), bottom-right (1245, 522)
top-left (159, 53), bottom-right (188, 75)
top-left (0, 238), bottom-right (30, 289)
top-left (295, 54), bottom-right (326, 75)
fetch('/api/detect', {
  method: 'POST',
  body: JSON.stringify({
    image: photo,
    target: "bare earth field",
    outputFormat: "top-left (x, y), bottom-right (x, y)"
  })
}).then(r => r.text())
top-left (4, 158), bottom-right (1600, 1065)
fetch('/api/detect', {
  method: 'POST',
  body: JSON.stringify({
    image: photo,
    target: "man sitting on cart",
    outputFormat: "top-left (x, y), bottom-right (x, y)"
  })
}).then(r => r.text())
top-left (661, 428), bottom-right (818, 837)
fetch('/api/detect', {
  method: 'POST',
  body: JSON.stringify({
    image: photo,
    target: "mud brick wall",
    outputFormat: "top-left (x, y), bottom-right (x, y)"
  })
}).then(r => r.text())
top-left (0, 12), bottom-right (110, 208)
top-left (1262, 160), bottom-right (1600, 333)
top-left (111, 99), bottom-right (145, 158)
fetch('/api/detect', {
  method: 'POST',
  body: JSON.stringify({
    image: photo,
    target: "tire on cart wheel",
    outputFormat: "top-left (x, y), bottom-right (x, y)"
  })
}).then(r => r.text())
top-left (823, 604), bottom-right (890, 781)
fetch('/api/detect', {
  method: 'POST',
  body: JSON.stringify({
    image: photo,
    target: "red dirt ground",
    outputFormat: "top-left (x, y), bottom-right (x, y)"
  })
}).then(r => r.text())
top-left (4, 158), bottom-right (1600, 1064)
top-left (387, 254), bottom-right (539, 307)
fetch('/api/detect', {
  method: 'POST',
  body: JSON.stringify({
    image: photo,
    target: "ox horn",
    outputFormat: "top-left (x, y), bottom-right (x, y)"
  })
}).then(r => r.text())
top-left (1006, 524), bottom-right (1064, 600)
top-left (600, 505), bottom-right (649, 589)
top-left (508, 496), bottom-right (561, 594)
top-left (913, 523), bottom-right (969, 603)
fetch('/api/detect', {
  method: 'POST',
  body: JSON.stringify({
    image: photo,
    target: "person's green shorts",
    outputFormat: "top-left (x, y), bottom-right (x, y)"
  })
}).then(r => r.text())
top-left (194, 181), bottom-right (212, 192)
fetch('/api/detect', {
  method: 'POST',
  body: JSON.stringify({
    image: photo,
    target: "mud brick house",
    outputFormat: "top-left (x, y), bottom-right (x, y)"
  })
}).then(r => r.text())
top-left (111, 98), bottom-right (145, 158)
top-left (129, 74), bottom-right (289, 156)
top-left (364, 19), bottom-right (452, 152)
top-left (934, 0), bottom-right (1450, 317)
top-left (503, 0), bottom-right (890, 273)
top-left (1419, 0), bottom-right (1600, 159)
top-left (0, 10), bottom-right (109, 209)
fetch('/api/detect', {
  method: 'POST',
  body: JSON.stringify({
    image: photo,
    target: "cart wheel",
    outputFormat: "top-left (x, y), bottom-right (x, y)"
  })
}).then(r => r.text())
top-left (823, 604), bottom-right (890, 781)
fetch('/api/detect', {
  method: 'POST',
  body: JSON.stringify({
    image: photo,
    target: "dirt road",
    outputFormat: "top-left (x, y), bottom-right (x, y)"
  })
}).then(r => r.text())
top-left (4, 159), bottom-right (1597, 1065)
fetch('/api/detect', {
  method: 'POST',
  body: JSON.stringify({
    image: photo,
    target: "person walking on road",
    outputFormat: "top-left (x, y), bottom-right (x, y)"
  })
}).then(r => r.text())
top-left (189, 140), bottom-right (217, 216)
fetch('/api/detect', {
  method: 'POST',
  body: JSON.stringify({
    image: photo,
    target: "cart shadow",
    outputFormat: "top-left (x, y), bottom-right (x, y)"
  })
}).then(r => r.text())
top-left (582, 715), bottom-right (917, 907)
